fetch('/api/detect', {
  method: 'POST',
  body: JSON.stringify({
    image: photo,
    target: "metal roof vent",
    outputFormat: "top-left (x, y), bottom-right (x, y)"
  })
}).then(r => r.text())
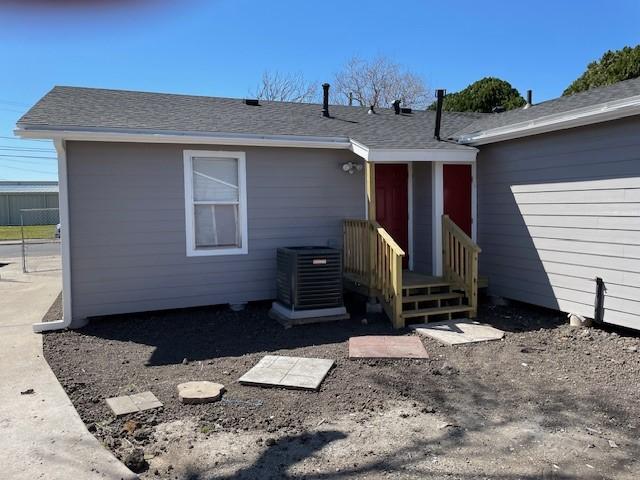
top-left (368, 105), bottom-right (375, 115)
top-left (523, 89), bottom-right (533, 109)
top-left (392, 100), bottom-right (401, 114)
top-left (401, 107), bottom-right (412, 114)
top-left (244, 98), bottom-right (260, 106)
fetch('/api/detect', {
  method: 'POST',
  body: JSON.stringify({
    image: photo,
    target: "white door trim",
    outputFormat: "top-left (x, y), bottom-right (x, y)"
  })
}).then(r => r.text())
top-left (432, 162), bottom-right (444, 276)
top-left (432, 161), bottom-right (477, 277)
top-left (368, 162), bottom-right (414, 270)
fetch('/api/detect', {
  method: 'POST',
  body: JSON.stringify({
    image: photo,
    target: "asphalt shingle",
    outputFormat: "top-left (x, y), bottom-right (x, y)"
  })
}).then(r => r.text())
top-left (452, 76), bottom-right (640, 138)
top-left (17, 86), bottom-right (482, 150)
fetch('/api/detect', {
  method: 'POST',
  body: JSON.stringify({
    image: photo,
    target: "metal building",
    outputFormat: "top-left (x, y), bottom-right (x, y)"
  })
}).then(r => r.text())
top-left (0, 181), bottom-right (59, 225)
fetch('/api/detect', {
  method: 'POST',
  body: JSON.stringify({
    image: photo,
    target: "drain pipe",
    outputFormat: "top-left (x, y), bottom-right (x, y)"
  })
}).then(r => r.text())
top-left (32, 138), bottom-right (76, 332)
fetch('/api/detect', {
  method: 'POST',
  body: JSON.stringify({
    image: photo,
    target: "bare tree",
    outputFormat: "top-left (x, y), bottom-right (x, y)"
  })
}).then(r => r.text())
top-left (334, 56), bottom-right (430, 109)
top-left (251, 70), bottom-right (318, 103)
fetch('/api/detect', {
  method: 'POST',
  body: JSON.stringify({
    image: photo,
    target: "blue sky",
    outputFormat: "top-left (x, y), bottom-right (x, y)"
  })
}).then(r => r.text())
top-left (0, 0), bottom-right (638, 181)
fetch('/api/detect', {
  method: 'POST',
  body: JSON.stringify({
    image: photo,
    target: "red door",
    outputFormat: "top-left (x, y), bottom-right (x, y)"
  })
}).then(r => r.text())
top-left (443, 164), bottom-right (472, 236)
top-left (375, 164), bottom-right (409, 268)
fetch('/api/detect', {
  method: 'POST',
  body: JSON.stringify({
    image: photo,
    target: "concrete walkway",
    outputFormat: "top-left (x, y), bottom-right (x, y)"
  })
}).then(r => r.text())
top-left (0, 257), bottom-right (137, 480)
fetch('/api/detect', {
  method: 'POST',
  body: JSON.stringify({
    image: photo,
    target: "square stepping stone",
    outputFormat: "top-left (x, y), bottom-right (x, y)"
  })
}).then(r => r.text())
top-left (106, 391), bottom-right (163, 417)
top-left (409, 319), bottom-right (505, 345)
top-left (238, 355), bottom-right (334, 391)
top-left (348, 335), bottom-right (428, 359)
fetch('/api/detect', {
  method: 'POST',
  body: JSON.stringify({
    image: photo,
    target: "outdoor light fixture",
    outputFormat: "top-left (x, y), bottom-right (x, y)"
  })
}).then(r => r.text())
top-left (341, 162), bottom-right (363, 174)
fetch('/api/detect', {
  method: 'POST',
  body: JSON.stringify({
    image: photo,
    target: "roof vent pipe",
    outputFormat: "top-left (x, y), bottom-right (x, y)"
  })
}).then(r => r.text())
top-left (434, 89), bottom-right (445, 140)
top-left (523, 89), bottom-right (533, 109)
top-left (322, 83), bottom-right (330, 117)
top-left (368, 105), bottom-right (375, 115)
top-left (392, 100), bottom-right (401, 114)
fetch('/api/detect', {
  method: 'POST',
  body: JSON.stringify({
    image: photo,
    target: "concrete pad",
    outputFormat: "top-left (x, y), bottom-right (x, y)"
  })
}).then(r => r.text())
top-left (130, 391), bottom-right (163, 411)
top-left (409, 319), bottom-right (505, 345)
top-left (106, 391), bottom-right (163, 417)
top-left (348, 336), bottom-right (428, 359)
top-left (106, 395), bottom-right (139, 417)
top-left (0, 255), bottom-right (137, 479)
top-left (177, 381), bottom-right (225, 404)
top-left (238, 355), bottom-right (334, 391)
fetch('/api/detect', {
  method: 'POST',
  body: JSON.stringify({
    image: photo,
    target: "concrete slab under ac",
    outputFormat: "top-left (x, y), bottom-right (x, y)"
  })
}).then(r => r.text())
top-left (409, 319), bottom-right (505, 345)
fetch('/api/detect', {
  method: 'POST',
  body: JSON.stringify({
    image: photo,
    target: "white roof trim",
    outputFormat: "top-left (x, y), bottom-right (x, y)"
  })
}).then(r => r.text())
top-left (457, 94), bottom-right (640, 145)
top-left (15, 126), bottom-right (352, 150)
top-left (14, 126), bottom-right (478, 162)
top-left (350, 139), bottom-right (477, 162)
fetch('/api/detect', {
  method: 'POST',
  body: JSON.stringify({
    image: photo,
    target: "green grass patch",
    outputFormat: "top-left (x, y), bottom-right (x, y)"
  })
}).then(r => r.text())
top-left (0, 225), bottom-right (56, 241)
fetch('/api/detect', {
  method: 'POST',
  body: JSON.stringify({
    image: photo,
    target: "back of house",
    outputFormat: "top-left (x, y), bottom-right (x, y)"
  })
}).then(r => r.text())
top-left (16, 78), bottom-right (640, 331)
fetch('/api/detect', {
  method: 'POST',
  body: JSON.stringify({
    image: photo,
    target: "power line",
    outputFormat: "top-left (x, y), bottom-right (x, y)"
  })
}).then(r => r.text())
top-left (0, 154), bottom-right (57, 160)
top-left (0, 164), bottom-right (57, 174)
top-left (0, 157), bottom-right (57, 165)
top-left (0, 99), bottom-right (29, 107)
top-left (0, 135), bottom-right (50, 143)
top-left (0, 146), bottom-right (57, 153)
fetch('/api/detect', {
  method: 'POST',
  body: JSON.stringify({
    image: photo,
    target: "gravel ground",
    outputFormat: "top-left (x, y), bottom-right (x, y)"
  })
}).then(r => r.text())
top-left (43, 296), bottom-right (640, 479)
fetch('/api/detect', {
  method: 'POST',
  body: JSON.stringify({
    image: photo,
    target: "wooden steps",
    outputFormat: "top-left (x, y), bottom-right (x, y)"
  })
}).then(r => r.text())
top-left (400, 272), bottom-right (472, 322)
top-left (402, 292), bottom-right (463, 303)
top-left (402, 304), bottom-right (473, 321)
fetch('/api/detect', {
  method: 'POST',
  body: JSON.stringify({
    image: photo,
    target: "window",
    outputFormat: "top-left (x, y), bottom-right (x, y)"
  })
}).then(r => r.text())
top-left (184, 150), bottom-right (248, 256)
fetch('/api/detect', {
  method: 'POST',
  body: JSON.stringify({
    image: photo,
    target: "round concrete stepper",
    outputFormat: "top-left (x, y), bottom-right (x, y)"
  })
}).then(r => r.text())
top-left (177, 381), bottom-right (225, 404)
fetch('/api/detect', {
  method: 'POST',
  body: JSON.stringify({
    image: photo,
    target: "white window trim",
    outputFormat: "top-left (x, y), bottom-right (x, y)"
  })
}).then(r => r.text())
top-left (183, 150), bottom-right (248, 257)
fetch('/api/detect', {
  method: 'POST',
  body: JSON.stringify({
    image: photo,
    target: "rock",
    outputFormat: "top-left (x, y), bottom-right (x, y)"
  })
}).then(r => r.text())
top-left (421, 406), bottom-right (436, 414)
top-left (20, 388), bottom-right (35, 395)
top-left (123, 419), bottom-right (139, 434)
top-left (608, 439), bottom-right (619, 448)
top-left (182, 358), bottom-right (189, 365)
top-left (134, 428), bottom-right (151, 441)
top-left (626, 346), bottom-right (638, 353)
top-left (123, 448), bottom-right (147, 473)
top-left (265, 437), bottom-right (276, 446)
top-left (177, 381), bottom-right (225, 404)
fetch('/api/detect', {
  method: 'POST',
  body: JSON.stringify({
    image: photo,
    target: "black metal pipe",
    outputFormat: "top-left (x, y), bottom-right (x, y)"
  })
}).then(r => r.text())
top-left (527, 89), bottom-right (533, 106)
top-left (594, 277), bottom-right (606, 323)
top-left (392, 100), bottom-right (401, 114)
top-left (322, 83), bottom-right (330, 117)
top-left (434, 89), bottom-right (445, 140)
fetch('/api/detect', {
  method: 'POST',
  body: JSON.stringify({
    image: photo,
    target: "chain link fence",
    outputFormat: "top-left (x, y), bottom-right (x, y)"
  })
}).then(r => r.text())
top-left (19, 208), bottom-right (61, 273)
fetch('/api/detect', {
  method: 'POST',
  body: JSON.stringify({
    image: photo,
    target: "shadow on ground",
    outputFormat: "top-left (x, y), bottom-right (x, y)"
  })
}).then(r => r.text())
top-left (75, 296), bottom-right (398, 366)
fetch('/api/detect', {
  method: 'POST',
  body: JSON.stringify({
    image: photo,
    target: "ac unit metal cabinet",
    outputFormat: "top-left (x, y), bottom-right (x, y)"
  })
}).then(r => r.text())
top-left (276, 246), bottom-right (344, 311)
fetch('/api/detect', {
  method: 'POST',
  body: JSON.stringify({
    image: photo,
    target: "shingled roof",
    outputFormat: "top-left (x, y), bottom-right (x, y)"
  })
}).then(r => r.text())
top-left (18, 78), bottom-right (640, 149)
top-left (452, 76), bottom-right (640, 139)
top-left (17, 86), bottom-right (483, 151)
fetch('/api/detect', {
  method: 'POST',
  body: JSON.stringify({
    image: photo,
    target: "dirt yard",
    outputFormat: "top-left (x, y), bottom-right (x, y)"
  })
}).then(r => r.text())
top-left (43, 296), bottom-right (640, 479)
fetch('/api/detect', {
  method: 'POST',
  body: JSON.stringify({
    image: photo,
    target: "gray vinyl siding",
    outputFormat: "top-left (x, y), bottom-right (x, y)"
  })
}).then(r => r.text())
top-left (477, 116), bottom-right (640, 330)
top-left (412, 162), bottom-right (433, 274)
top-left (66, 142), bottom-right (365, 323)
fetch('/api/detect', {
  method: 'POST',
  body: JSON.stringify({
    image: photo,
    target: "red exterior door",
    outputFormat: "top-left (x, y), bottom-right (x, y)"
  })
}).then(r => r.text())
top-left (375, 164), bottom-right (409, 268)
top-left (443, 164), bottom-right (472, 236)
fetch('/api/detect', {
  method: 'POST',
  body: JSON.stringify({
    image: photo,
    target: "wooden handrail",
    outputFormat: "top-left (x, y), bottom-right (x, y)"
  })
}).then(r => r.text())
top-left (371, 221), bottom-right (405, 256)
top-left (344, 219), bottom-right (405, 328)
top-left (442, 214), bottom-right (481, 317)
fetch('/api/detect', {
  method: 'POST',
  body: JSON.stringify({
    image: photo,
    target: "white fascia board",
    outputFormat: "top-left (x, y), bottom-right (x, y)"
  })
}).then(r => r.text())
top-left (15, 126), bottom-right (477, 161)
top-left (350, 139), bottom-right (477, 162)
top-left (15, 127), bottom-right (352, 150)
top-left (459, 95), bottom-right (640, 145)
